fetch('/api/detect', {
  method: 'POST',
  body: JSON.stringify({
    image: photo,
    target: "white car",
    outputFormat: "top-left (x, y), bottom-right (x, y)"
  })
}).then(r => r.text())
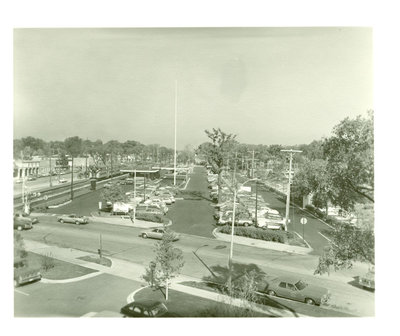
top-left (59, 178), bottom-right (68, 183)
top-left (256, 213), bottom-right (285, 230)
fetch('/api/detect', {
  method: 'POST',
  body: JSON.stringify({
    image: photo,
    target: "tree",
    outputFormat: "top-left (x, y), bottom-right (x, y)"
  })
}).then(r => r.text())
top-left (14, 232), bottom-right (27, 259)
top-left (100, 185), bottom-right (126, 204)
top-left (292, 159), bottom-right (333, 214)
top-left (202, 128), bottom-right (237, 202)
top-left (314, 222), bottom-right (374, 275)
top-left (143, 228), bottom-right (184, 300)
top-left (323, 112), bottom-right (374, 210)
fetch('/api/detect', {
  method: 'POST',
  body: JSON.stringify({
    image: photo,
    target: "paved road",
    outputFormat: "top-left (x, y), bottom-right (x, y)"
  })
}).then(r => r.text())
top-left (245, 181), bottom-right (332, 256)
top-left (14, 273), bottom-right (141, 317)
top-left (21, 218), bottom-right (375, 316)
top-left (14, 172), bottom-right (85, 198)
top-left (167, 166), bottom-right (215, 238)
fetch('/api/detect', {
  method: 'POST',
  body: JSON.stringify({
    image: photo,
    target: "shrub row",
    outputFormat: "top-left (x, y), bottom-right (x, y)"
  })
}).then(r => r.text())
top-left (135, 213), bottom-right (164, 223)
top-left (219, 225), bottom-right (289, 244)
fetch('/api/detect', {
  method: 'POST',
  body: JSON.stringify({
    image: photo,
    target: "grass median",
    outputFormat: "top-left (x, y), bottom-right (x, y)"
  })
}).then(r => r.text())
top-left (24, 252), bottom-right (99, 280)
top-left (133, 285), bottom-right (271, 317)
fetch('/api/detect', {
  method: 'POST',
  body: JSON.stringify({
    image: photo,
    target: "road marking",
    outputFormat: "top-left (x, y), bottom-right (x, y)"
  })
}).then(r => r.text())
top-left (14, 289), bottom-right (29, 296)
top-left (318, 231), bottom-right (333, 243)
top-left (294, 231), bottom-right (311, 248)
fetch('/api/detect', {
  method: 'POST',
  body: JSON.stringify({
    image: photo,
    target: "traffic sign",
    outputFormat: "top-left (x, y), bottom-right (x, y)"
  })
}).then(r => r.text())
top-left (300, 217), bottom-right (307, 225)
top-left (43, 195), bottom-right (48, 200)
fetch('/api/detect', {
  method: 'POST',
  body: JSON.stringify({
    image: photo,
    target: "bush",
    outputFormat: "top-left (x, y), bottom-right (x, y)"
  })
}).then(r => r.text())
top-left (219, 226), bottom-right (287, 244)
top-left (41, 252), bottom-right (55, 271)
top-left (135, 213), bottom-right (164, 223)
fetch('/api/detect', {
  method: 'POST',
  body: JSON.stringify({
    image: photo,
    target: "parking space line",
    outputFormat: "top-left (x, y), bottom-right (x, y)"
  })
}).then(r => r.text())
top-left (318, 231), bottom-right (333, 243)
top-left (14, 289), bottom-right (29, 296)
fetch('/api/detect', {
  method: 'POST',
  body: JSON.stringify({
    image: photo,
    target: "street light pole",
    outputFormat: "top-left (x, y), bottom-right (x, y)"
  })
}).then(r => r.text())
top-left (280, 149), bottom-right (302, 231)
top-left (228, 177), bottom-right (256, 293)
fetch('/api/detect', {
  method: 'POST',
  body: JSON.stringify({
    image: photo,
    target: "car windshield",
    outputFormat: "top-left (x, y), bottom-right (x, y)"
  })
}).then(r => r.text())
top-left (295, 280), bottom-right (308, 290)
top-left (150, 303), bottom-right (168, 316)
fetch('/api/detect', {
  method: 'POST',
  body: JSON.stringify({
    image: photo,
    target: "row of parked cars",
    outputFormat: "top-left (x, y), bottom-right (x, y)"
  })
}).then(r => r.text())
top-left (208, 172), bottom-right (286, 230)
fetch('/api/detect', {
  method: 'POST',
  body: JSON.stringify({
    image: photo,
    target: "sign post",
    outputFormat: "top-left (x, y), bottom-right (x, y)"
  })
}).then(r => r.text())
top-left (300, 217), bottom-right (307, 242)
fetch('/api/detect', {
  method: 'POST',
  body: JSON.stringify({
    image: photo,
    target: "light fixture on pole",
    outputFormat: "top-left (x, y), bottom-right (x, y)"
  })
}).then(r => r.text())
top-left (228, 177), bottom-right (257, 292)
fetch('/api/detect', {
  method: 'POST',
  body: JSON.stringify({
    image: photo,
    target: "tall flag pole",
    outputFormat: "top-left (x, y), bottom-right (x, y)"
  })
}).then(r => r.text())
top-left (174, 80), bottom-right (177, 186)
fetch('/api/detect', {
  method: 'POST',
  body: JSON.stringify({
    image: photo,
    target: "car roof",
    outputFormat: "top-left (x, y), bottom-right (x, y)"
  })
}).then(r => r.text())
top-left (275, 275), bottom-right (303, 283)
top-left (129, 300), bottom-right (163, 308)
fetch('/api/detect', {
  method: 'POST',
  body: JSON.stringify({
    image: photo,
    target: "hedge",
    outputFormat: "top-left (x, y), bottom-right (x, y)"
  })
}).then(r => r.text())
top-left (135, 213), bottom-right (164, 223)
top-left (219, 225), bottom-right (293, 244)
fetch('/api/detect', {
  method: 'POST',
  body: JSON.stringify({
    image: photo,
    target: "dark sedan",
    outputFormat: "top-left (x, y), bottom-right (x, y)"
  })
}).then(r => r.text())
top-left (120, 300), bottom-right (178, 317)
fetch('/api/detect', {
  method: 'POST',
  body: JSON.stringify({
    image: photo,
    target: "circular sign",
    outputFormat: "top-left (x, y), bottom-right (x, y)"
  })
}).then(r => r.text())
top-left (43, 195), bottom-right (48, 200)
top-left (300, 217), bottom-right (307, 225)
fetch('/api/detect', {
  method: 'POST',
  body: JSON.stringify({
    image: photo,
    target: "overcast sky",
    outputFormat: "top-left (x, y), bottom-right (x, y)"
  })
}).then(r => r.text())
top-left (14, 27), bottom-right (372, 149)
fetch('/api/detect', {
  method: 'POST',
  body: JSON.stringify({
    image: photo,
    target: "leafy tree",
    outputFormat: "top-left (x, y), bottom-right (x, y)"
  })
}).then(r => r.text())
top-left (292, 159), bottom-right (333, 214)
top-left (100, 185), bottom-right (126, 203)
top-left (201, 128), bottom-right (237, 202)
top-left (314, 223), bottom-right (374, 275)
top-left (323, 112), bottom-right (374, 209)
top-left (143, 228), bottom-right (184, 300)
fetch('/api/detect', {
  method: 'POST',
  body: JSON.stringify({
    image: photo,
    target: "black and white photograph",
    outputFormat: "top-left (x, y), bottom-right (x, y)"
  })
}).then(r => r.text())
top-left (4, 0), bottom-right (399, 334)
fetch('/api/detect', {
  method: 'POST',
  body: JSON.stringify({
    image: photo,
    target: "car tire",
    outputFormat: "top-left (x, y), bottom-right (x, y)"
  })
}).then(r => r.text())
top-left (59, 219), bottom-right (64, 223)
top-left (244, 222), bottom-right (249, 227)
top-left (142, 233), bottom-right (148, 239)
top-left (267, 290), bottom-right (276, 296)
top-left (305, 298), bottom-right (315, 305)
top-left (17, 226), bottom-right (22, 231)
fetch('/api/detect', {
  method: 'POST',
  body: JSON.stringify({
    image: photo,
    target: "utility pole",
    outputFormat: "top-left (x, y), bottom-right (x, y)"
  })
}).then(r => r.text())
top-left (49, 153), bottom-right (52, 187)
top-left (280, 149), bottom-right (302, 231)
top-left (70, 157), bottom-right (74, 200)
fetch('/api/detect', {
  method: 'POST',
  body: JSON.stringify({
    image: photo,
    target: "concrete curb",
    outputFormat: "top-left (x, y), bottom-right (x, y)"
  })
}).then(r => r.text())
top-left (41, 271), bottom-right (103, 284)
top-left (212, 228), bottom-right (313, 255)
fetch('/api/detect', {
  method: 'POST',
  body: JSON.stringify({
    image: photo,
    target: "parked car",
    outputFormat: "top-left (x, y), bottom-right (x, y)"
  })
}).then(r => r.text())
top-left (140, 228), bottom-right (179, 241)
top-left (217, 211), bottom-right (253, 227)
top-left (58, 178), bottom-right (68, 183)
top-left (14, 213), bottom-right (36, 230)
top-left (359, 266), bottom-right (375, 291)
top-left (256, 213), bottom-right (285, 230)
top-left (120, 300), bottom-right (178, 317)
top-left (135, 205), bottom-right (164, 216)
top-left (13, 218), bottom-right (33, 231)
top-left (27, 176), bottom-right (37, 181)
top-left (14, 258), bottom-right (42, 287)
top-left (103, 182), bottom-right (113, 188)
top-left (15, 178), bottom-right (23, 184)
top-left (57, 214), bottom-right (89, 225)
top-left (14, 212), bottom-right (39, 225)
top-left (257, 275), bottom-right (329, 306)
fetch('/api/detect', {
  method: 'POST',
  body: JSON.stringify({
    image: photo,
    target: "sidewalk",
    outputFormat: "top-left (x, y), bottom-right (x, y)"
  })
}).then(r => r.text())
top-left (23, 239), bottom-right (302, 317)
top-left (213, 229), bottom-right (313, 255)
